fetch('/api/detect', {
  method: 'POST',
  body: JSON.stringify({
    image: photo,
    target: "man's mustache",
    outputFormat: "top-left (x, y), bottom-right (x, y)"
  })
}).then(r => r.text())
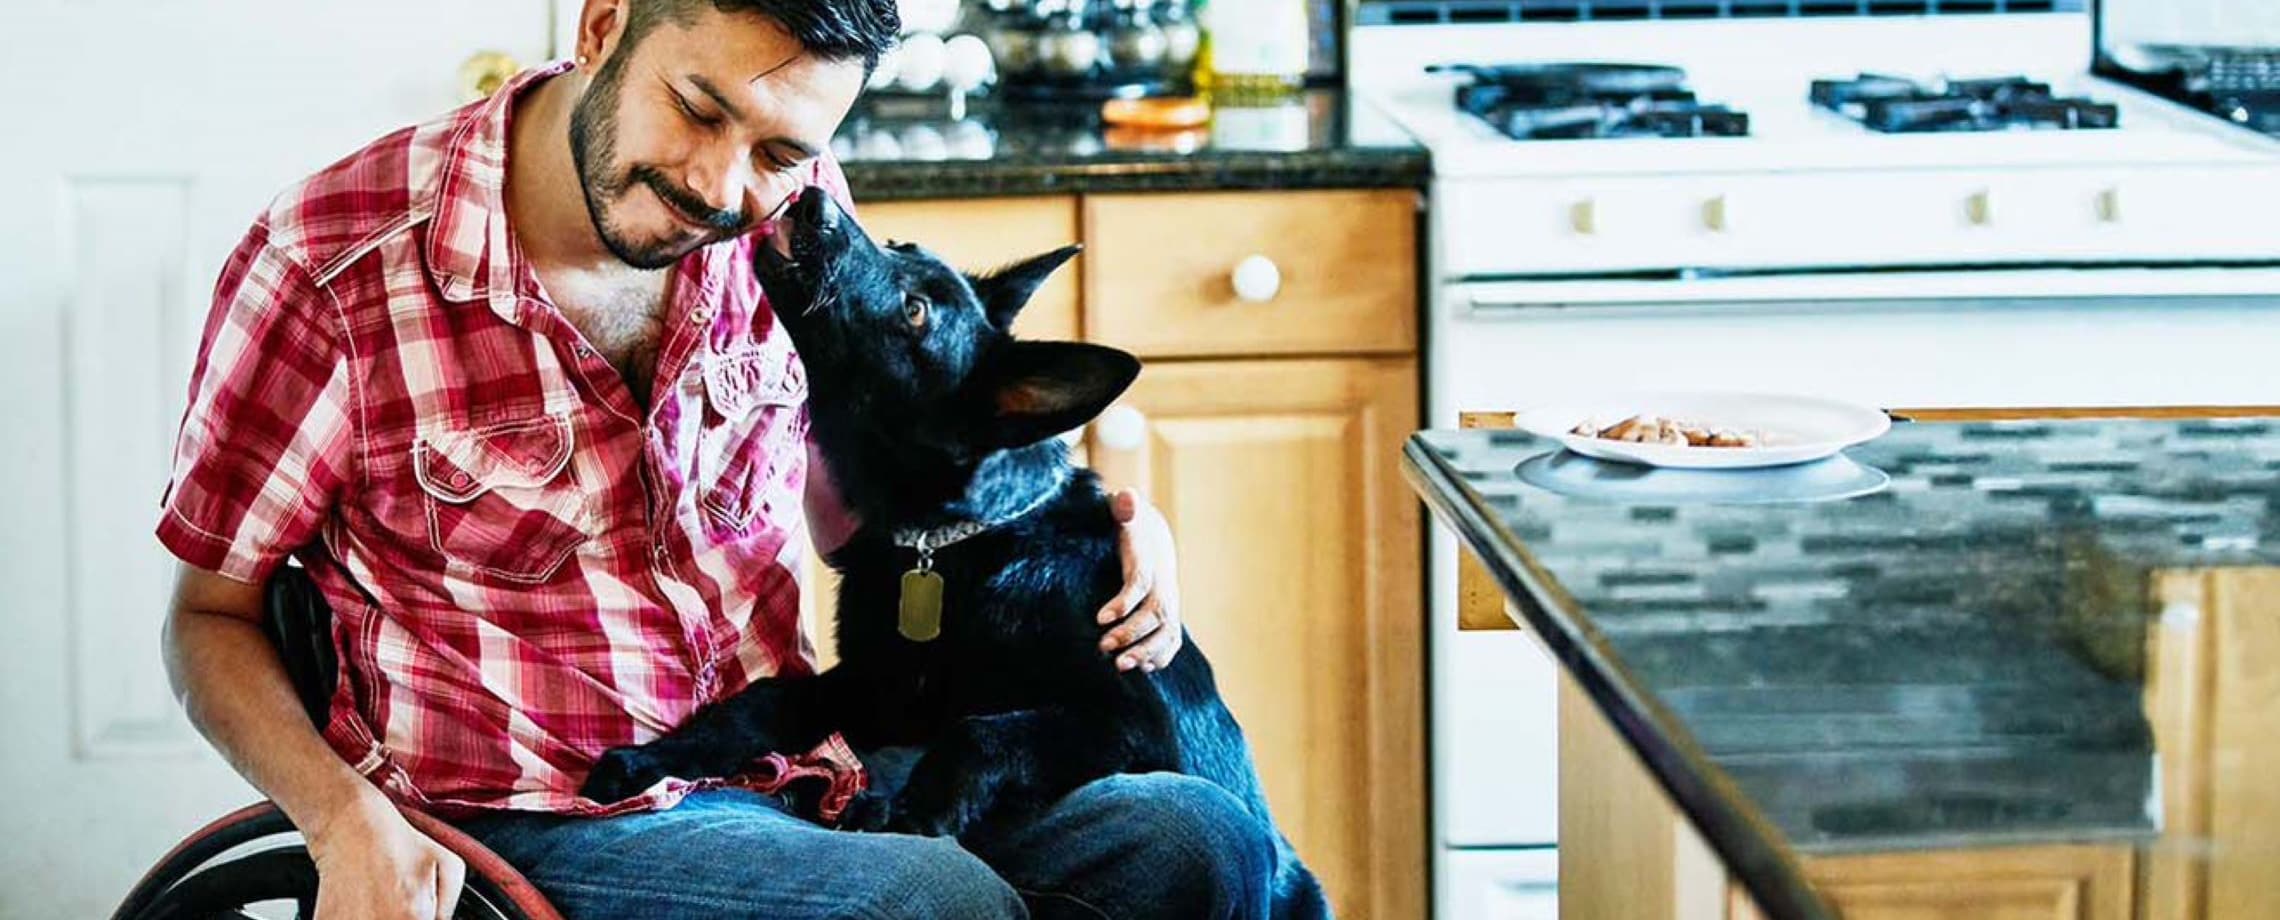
top-left (632, 165), bottom-right (746, 233)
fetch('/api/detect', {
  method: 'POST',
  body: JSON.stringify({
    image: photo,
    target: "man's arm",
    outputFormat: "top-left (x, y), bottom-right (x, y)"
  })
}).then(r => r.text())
top-left (165, 563), bottom-right (466, 920)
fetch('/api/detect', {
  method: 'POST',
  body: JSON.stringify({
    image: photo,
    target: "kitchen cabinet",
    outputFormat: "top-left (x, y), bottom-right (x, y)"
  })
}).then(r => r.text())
top-left (803, 188), bottom-right (1427, 918)
top-left (1089, 357), bottom-right (1423, 920)
top-left (1081, 188), bottom-right (1424, 920)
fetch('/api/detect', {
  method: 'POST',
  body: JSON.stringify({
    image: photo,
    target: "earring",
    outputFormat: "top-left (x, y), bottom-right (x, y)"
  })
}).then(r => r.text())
top-left (576, 54), bottom-right (590, 67)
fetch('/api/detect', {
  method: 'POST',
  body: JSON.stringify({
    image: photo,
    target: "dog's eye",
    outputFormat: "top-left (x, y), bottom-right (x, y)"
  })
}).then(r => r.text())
top-left (903, 296), bottom-right (930, 329)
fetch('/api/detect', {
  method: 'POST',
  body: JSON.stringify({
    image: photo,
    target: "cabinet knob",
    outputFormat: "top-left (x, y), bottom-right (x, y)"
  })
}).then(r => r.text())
top-left (1966, 189), bottom-right (1996, 227)
top-left (1703, 194), bottom-right (1732, 233)
top-left (1570, 198), bottom-right (1599, 235)
top-left (1230, 255), bottom-right (1281, 303)
top-left (2097, 187), bottom-right (2123, 224)
top-left (1095, 405), bottom-right (1148, 451)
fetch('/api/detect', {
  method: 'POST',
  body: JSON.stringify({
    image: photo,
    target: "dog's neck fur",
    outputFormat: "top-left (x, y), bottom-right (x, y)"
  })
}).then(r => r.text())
top-left (806, 396), bottom-right (1075, 539)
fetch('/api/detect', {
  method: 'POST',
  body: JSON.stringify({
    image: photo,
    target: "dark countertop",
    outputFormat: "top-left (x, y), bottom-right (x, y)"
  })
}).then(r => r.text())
top-left (831, 89), bottom-right (1429, 200)
top-left (1404, 418), bottom-right (2280, 920)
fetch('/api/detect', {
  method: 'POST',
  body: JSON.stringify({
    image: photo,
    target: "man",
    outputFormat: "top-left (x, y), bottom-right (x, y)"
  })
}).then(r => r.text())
top-left (157, 1), bottom-right (1276, 917)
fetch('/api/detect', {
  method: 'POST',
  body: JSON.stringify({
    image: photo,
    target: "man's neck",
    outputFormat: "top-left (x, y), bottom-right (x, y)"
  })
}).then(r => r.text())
top-left (505, 71), bottom-right (643, 280)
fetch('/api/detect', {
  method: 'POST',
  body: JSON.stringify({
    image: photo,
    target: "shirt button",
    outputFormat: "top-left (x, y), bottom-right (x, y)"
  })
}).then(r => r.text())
top-left (574, 344), bottom-right (595, 360)
top-left (690, 307), bottom-right (714, 325)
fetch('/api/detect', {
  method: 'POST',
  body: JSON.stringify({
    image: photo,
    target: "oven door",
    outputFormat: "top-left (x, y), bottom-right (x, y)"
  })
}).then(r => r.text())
top-left (1439, 265), bottom-right (2280, 411)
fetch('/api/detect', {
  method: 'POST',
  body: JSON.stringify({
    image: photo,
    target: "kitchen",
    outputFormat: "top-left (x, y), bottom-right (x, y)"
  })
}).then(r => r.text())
top-left (3, 0), bottom-right (2276, 917)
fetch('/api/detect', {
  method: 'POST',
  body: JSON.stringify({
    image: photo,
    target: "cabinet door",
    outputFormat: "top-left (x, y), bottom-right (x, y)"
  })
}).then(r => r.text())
top-left (854, 195), bottom-right (1083, 341)
top-left (1089, 357), bottom-right (1424, 920)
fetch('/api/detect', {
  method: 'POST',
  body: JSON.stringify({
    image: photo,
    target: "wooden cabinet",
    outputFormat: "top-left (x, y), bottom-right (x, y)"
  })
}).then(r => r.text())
top-left (2142, 569), bottom-right (2280, 920)
top-left (857, 195), bottom-right (1083, 341)
top-left (1081, 190), bottom-right (1418, 358)
top-left (805, 189), bottom-right (1428, 918)
top-left (1088, 358), bottom-right (1423, 920)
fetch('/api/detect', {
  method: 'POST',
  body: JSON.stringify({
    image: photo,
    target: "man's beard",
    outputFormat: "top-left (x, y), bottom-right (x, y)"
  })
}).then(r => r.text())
top-left (568, 55), bottom-right (747, 270)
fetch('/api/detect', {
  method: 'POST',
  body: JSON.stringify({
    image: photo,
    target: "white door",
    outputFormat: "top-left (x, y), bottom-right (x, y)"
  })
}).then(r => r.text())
top-left (0, 4), bottom-right (558, 916)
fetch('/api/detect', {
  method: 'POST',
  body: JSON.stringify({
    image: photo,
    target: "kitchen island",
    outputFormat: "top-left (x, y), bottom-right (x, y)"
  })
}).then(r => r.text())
top-left (1405, 418), bottom-right (2280, 920)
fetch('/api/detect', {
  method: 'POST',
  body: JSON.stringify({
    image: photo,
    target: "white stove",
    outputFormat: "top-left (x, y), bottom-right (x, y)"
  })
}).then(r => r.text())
top-left (1351, 13), bottom-right (2280, 920)
top-left (1364, 15), bottom-right (2280, 274)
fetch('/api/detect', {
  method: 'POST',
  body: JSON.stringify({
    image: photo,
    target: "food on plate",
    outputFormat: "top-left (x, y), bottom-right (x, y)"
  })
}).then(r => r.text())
top-left (1570, 414), bottom-right (1763, 448)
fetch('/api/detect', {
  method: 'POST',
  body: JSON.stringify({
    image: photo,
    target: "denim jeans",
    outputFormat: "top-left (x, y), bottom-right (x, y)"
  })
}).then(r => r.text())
top-left (454, 772), bottom-right (1278, 919)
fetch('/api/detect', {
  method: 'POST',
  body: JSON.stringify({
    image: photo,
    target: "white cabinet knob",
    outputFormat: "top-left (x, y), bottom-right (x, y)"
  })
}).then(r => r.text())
top-left (1095, 405), bottom-right (1148, 451)
top-left (1230, 254), bottom-right (1282, 303)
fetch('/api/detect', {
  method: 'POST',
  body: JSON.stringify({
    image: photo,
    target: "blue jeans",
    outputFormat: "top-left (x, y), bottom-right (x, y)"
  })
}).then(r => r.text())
top-left (454, 772), bottom-right (1277, 919)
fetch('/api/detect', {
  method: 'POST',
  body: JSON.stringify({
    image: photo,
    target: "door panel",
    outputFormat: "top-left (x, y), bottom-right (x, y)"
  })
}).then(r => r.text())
top-left (1090, 357), bottom-right (1425, 920)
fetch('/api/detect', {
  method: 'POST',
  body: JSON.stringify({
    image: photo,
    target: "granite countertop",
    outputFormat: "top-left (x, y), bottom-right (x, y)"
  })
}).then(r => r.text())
top-left (830, 89), bottom-right (1429, 200)
top-left (1404, 418), bottom-right (2280, 920)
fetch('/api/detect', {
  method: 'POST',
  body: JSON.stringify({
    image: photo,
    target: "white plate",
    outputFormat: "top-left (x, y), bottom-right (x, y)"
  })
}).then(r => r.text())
top-left (1514, 451), bottom-right (1890, 503)
top-left (1511, 392), bottom-right (1891, 470)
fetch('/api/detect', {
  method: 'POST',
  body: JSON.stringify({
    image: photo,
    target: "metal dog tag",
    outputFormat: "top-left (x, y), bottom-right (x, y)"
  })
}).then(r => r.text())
top-left (899, 569), bottom-right (944, 642)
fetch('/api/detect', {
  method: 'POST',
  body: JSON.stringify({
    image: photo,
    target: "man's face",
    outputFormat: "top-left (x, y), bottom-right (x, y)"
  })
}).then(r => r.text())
top-left (569, 7), bottom-right (866, 269)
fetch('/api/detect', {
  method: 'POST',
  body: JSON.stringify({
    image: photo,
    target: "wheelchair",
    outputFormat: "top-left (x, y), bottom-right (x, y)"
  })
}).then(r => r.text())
top-left (111, 564), bottom-right (563, 920)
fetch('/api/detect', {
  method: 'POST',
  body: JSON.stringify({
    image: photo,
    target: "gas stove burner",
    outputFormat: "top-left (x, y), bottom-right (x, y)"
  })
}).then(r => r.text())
top-left (1430, 62), bottom-right (1750, 141)
top-left (1810, 73), bottom-right (2121, 133)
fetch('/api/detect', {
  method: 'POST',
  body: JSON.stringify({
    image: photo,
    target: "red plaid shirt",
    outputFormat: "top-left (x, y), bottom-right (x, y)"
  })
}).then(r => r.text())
top-left (156, 62), bottom-right (865, 819)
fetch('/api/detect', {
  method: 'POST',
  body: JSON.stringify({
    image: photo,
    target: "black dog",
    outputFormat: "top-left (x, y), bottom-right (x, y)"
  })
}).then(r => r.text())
top-left (580, 188), bottom-right (1328, 918)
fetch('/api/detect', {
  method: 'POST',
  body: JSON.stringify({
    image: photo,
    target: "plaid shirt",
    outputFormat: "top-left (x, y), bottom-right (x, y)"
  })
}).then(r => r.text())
top-left (156, 61), bottom-right (864, 819)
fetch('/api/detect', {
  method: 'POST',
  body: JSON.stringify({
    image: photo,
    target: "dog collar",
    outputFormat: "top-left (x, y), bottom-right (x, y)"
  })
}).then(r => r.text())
top-left (891, 467), bottom-right (1071, 570)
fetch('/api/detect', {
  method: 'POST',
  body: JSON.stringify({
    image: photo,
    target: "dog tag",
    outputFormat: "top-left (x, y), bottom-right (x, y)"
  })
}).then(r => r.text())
top-left (899, 569), bottom-right (944, 642)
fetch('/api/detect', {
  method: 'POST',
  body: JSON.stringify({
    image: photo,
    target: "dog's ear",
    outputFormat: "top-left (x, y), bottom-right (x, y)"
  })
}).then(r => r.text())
top-left (974, 340), bottom-right (1140, 450)
top-left (973, 245), bottom-right (1082, 332)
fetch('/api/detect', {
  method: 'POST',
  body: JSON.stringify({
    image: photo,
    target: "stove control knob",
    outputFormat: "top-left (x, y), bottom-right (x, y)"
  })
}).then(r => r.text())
top-left (1231, 255), bottom-right (1282, 303)
top-left (1966, 190), bottom-right (1996, 227)
top-left (1570, 199), bottom-right (1600, 236)
top-left (2097, 187), bottom-right (2123, 224)
top-left (1703, 195), bottom-right (1732, 233)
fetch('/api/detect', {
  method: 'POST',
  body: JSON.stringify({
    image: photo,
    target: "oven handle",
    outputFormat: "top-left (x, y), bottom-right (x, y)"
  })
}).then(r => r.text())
top-left (1457, 266), bottom-right (2280, 314)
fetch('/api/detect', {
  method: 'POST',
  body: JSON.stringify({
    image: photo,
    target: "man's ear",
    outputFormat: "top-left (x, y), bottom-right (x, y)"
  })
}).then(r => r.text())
top-left (973, 245), bottom-right (1082, 332)
top-left (975, 340), bottom-right (1141, 450)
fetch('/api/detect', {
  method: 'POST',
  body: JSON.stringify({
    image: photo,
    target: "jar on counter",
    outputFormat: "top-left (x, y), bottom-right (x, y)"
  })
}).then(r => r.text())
top-left (1199, 0), bottom-right (1307, 103)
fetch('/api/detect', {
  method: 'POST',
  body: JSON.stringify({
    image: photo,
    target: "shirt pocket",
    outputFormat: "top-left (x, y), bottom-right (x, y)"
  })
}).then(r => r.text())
top-left (697, 345), bottom-right (807, 537)
top-left (412, 413), bottom-right (595, 583)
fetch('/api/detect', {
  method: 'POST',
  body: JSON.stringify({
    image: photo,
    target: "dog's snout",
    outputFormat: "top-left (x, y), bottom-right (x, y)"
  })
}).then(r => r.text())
top-left (789, 187), bottom-right (839, 236)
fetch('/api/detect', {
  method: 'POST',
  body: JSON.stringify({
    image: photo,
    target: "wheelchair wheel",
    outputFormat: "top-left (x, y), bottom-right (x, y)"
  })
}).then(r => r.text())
top-left (114, 803), bottom-right (558, 920)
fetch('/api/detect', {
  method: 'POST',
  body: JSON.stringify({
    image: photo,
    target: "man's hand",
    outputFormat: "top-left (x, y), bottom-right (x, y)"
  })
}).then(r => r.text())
top-left (1098, 489), bottom-right (1183, 672)
top-left (306, 790), bottom-right (467, 920)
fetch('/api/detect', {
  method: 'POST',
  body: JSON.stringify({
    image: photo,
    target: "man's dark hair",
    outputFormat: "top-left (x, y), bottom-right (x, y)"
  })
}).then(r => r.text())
top-left (625, 0), bottom-right (902, 72)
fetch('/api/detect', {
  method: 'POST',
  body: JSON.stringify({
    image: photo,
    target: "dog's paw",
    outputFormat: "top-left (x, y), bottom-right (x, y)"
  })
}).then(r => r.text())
top-left (580, 746), bottom-right (669, 803)
top-left (837, 789), bottom-right (897, 832)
